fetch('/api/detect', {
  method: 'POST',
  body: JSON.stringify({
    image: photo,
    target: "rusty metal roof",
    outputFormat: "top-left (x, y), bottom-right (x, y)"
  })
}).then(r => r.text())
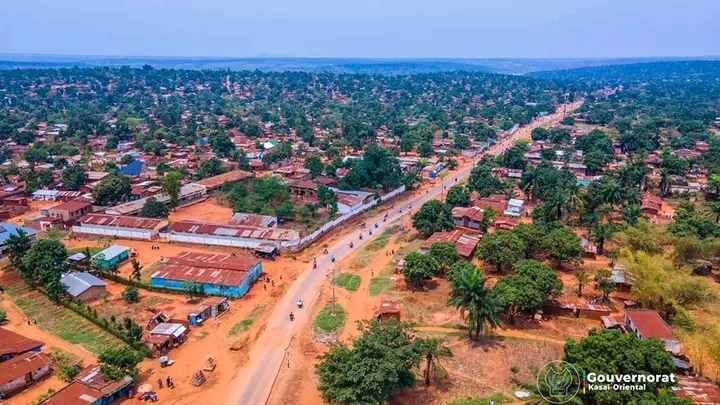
top-left (169, 220), bottom-right (298, 241)
top-left (151, 264), bottom-right (248, 286)
top-left (75, 213), bottom-right (165, 230)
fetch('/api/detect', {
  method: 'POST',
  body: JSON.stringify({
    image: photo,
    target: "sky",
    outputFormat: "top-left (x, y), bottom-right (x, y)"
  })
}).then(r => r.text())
top-left (1, 0), bottom-right (719, 59)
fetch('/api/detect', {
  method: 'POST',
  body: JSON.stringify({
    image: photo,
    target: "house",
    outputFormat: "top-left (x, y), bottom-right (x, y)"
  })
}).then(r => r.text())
top-left (72, 213), bottom-right (168, 240)
top-left (420, 230), bottom-right (481, 259)
top-left (641, 193), bottom-right (663, 216)
top-left (0, 223), bottom-right (37, 258)
top-left (334, 189), bottom-right (374, 214)
top-left (195, 170), bottom-right (254, 194)
top-left (0, 329), bottom-right (44, 362)
top-left (61, 272), bottom-right (108, 302)
top-left (39, 365), bottom-right (134, 405)
top-left (47, 201), bottom-right (93, 225)
top-left (92, 245), bottom-right (129, 269)
top-left (229, 213), bottom-right (278, 228)
top-left (624, 309), bottom-right (682, 355)
top-left (452, 206), bottom-right (485, 229)
top-left (150, 251), bottom-right (263, 298)
top-left (503, 199), bottom-right (525, 217)
top-left (0, 352), bottom-right (51, 397)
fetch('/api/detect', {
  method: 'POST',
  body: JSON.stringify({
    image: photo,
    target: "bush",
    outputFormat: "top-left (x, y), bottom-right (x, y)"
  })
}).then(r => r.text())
top-left (121, 286), bottom-right (140, 303)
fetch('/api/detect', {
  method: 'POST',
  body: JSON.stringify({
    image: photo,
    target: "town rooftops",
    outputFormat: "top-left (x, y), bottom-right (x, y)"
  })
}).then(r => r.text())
top-left (0, 352), bottom-right (51, 385)
top-left (168, 220), bottom-right (299, 241)
top-left (0, 328), bottom-right (44, 358)
top-left (61, 272), bottom-right (107, 297)
top-left (0, 223), bottom-right (37, 244)
top-left (75, 213), bottom-right (165, 229)
top-left (165, 251), bottom-right (259, 272)
top-left (195, 170), bottom-right (254, 189)
top-left (229, 213), bottom-right (278, 228)
top-left (625, 309), bottom-right (677, 341)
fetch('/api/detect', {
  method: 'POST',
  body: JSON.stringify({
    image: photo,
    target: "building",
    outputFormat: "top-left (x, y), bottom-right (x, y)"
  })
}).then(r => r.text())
top-left (624, 309), bottom-right (682, 355)
top-left (452, 206), bottom-right (485, 229)
top-left (167, 220), bottom-right (299, 248)
top-left (420, 229), bottom-right (481, 259)
top-left (92, 245), bottom-right (129, 269)
top-left (229, 213), bottom-right (278, 228)
top-left (0, 352), bottom-right (51, 397)
top-left (72, 213), bottom-right (167, 240)
top-left (150, 251), bottom-right (263, 298)
top-left (0, 329), bottom-right (44, 362)
top-left (47, 201), bottom-right (93, 225)
top-left (104, 183), bottom-right (206, 216)
top-left (39, 365), bottom-right (134, 405)
top-left (195, 170), bottom-right (254, 194)
top-left (0, 223), bottom-right (37, 258)
top-left (61, 272), bottom-right (108, 302)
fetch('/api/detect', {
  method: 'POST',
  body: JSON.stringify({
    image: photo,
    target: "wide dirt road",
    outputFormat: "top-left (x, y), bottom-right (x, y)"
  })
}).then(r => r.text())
top-left (223, 100), bottom-right (581, 405)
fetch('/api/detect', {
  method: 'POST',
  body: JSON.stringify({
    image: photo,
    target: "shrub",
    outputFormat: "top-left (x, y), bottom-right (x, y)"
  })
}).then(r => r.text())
top-left (121, 286), bottom-right (140, 303)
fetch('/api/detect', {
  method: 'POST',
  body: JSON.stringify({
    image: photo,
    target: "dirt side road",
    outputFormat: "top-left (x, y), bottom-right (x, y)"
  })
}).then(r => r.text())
top-left (223, 100), bottom-right (582, 405)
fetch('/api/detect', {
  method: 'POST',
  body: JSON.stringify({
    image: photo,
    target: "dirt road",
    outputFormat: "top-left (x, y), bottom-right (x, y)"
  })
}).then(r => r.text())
top-left (223, 101), bottom-right (582, 405)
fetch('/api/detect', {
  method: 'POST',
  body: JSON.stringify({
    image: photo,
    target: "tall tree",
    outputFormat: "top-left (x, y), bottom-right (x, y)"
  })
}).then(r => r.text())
top-left (163, 171), bottom-right (182, 209)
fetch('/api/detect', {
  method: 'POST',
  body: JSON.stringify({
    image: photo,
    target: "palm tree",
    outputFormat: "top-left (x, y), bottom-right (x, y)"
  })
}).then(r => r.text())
top-left (590, 223), bottom-right (615, 255)
top-left (447, 266), bottom-right (504, 340)
top-left (574, 269), bottom-right (589, 297)
top-left (417, 338), bottom-right (453, 386)
top-left (601, 179), bottom-right (623, 206)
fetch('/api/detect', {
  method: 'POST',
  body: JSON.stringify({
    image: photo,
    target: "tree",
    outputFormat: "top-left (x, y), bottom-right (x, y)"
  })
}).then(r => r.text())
top-left (61, 165), bottom-right (88, 191)
top-left (574, 269), bottom-right (589, 297)
top-left (121, 286), bottom-right (140, 303)
top-left (476, 230), bottom-right (525, 272)
top-left (139, 197), bottom-right (169, 218)
top-left (544, 228), bottom-right (583, 268)
top-left (182, 280), bottom-right (203, 300)
top-left (402, 251), bottom-right (437, 289)
top-left (445, 185), bottom-right (470, 206)
top-left (92, 176), bottom-right (131, 206)
top-left (428, 242), bottom-right (461, 275)
top-left (417, 338), bottom-right (453, 386)
top-left (130, 259), bottom-right (143, 281)
top-left (6, 229), bottom-right (32, 269)
top-left (411, 200), bottom-right (454, 237)
top-left (315, 319), bottom-right (421, 405)
top-left (304, 155), bottom-right (324, 178)
top-left (98, 346), bottom-right (144, 380)
top-left (511, 223), bottom-right (546, 259)
top-left (448, 263), bottom-right (504, 340)
top-left (163, 171), bottom-right (182, 209)
top-left (21, 239), bottom-right (68, 285)
top-left (564, 329), bottom-right (687, 405)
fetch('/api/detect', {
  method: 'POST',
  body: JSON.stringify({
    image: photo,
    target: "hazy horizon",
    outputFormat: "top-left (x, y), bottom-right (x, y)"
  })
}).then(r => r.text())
top-left (2, 0), bottom-right (719, 59)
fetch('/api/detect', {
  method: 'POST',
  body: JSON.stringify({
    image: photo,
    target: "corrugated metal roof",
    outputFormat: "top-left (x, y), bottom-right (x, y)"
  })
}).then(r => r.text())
top-left (151, 264), bottom-right (247, 286)
top-left (75, 213), bottom-right (165, 230)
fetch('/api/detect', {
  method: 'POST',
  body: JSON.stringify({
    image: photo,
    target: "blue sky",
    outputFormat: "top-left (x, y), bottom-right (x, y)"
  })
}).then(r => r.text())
top-left (1, 0), bottom-right (718, 58)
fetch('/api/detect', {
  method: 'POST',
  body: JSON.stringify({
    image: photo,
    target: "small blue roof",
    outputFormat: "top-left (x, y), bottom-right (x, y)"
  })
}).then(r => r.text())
top-left (0, 223), bottom-right (38, 244)
top-left (93, 245), bottom-right (129, 260)
top-left (120, 160), bottom-right (144, 176)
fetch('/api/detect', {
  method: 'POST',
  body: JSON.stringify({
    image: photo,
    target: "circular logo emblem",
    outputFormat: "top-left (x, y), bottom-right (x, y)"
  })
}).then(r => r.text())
top-left (536, 361), bottom-right (580, 404)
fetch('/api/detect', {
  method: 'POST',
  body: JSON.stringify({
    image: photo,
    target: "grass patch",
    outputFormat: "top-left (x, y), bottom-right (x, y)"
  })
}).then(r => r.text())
top-left (335, 273), bottom-right (361, 291)
top-left (368, 278), bottom-right (391, 296)
top-left (314, 305), bottom-right (346, 333)
top-left (67, 246), bottom-right (103, 256)
top-left (448, 393), bottom-right (512, 405)
top-left (8, 283), bottom-right (123, 354)
top-left (228, 303), bottom-right (266, 336)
